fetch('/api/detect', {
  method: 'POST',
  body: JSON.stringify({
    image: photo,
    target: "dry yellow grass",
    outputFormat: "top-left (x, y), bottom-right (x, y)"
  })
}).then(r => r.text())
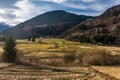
top-left (16, 38), bottom-right (120, 58)
top-left (24, 51), bottom-right (64, 58)
top-left (0, 38), bottom-right (119, 80)
top-left (0, 63), bottom-right (14, 69)
top-left (91, 66), bottom-right (120, 79)
top-left (0, 38), bottom-right (120, 80)
top-left (0, 38), bottom-right (119, 59)
top-left (96, 46), bottom-right (120, 55)
top-left (17, 44), bottom-right (54, 51)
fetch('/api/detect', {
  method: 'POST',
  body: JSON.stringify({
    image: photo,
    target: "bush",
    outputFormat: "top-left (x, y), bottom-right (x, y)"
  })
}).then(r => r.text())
top-left (39, 39), bottom-right (43, 44)
top-left (28, 36), bottom-right (31, 41)
top-left (0, 36), bottom-right (5, 42)
top-left (78, 50), bottom-right (120, 66)
top-left (2, 36), bottom-right (17, 63)
top-left (93, 35), bottom-right (116, 44)
top-left (32, 37), bottom-right (36, 42)
top-left (54, 42), bottom-right (59, 48)
top-left (64, 52), bottom-right (76, 65)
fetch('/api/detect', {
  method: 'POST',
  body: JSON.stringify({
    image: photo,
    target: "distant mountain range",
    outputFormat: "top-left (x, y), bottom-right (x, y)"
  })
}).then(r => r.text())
top-left (0, 22), bottom-right (11, 32)
top-left (1, 10), bottom-right (93, 38)
top-left (1, 4), bottom-right (120, 45)
top-left (63, 5), bottom-right (120, 45)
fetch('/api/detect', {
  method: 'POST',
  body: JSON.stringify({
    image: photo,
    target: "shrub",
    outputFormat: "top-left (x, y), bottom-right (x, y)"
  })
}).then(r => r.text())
top-left (78, 35), bottom-right (91, 43)
top-left (78, 50), bottom-right (120, 66)
top-left (39, 39), bottom-right (43, 44)
top-left (0, 36), bottom-right (5, 42)
top-left (28, 36), bottom-right (31, 41)
top-left (111, 55), bottom-right (120, 65)
top-left (32, 37), bottom-right (36, 42)
top-left (78, 52), bottom-right (84, 65)
top-left (64, 52), bottom-right (76, 65)
top-left (54, 42), bottom-right (59, 48)
top-left (2, 36), bottom-right (17, 63)
top-left (93, 35), bottom-right (116, 44)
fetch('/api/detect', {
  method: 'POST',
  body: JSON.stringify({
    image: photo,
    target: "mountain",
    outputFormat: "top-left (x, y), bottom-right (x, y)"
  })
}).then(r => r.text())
top-left (0, 22), bottom-right (11, 32)
top-left (63, 5), bottom-right (120, 45)
top-left (1, 10), bottom-right (93, 38)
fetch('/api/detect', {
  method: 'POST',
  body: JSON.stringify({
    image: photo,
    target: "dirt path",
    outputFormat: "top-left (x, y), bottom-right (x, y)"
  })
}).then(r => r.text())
top-left (0, 63), bottom-right (113, 80)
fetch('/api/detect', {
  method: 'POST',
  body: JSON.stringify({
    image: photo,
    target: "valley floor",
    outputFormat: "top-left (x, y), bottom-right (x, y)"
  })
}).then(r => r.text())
top-left (0, 38), bottom-right (120, 80)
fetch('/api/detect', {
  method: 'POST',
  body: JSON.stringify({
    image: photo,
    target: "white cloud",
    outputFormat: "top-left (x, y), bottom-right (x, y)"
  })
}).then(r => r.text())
top-left (40, 0), bottom-right (66, 3)
top-left (11, 0), bottom-right (52, 26)
top-left (40, 0), bottom-right (97, 3)
top-left (0, 10), bottom-right (5, 14)
top-left (62, 2), bottom-right (104, 11)
top-left (89, 4), bottom-right (104, 11)
top-left (0, 9), bottom-right (18, 25)
top-left (81, 0), bottom-right (97, 3)
top-left (0, 0), bottom-right (53, 26)
top-left (14, 0), bottom-right (36, 21)
top-left (39, 0), bottom-right (105, 11)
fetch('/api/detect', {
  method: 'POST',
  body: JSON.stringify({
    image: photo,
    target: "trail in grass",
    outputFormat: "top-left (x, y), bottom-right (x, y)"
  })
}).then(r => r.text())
top-left (0, 63), bottom-right (112, 80)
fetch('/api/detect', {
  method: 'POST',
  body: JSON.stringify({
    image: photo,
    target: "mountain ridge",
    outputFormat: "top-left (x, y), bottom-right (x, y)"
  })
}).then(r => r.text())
top-left (0, 22), bottom-right (11, 32)
top-left (63, 4), bottom-right (120, 45)
top-left (1, 10), bottom-right (93, 38)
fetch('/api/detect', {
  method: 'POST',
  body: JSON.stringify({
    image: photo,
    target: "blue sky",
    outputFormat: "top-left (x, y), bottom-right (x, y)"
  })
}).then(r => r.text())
top-left (0, 0), bottom-right (120, 26)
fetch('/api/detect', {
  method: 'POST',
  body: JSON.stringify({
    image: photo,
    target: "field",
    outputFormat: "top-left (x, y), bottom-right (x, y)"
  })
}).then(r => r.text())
top-left (0, 38), bottom-right (120, 80)
top-left (17, 38), bottom-right (120, 55)
top-left (0, 63), bottom-right (113, 80)
top-left (91, 66), bottom-right (120, 80)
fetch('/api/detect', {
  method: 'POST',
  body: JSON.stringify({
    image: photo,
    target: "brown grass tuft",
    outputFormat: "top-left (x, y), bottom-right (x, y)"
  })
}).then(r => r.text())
top-left (78, 50), bottom-right (120, 66)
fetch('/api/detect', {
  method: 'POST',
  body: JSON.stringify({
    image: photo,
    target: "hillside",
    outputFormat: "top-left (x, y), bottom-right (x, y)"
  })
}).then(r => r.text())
top-left (1, 10), bottom-right (92, 38)
top-left (0, 22), bottom-right (11, 32)
top-left (63, 5), bottom-right (120, 45)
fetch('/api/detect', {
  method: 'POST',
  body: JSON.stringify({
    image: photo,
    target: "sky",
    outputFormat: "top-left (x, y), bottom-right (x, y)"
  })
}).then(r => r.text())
top-left (0, 0), bottom-right (120, 26)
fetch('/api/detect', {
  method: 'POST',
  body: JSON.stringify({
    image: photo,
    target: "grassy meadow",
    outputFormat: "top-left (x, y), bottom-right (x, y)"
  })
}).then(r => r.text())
top-left (0, 38), bottom-right (120, 80)
top-left (15, 38), bottom-right (120, 66)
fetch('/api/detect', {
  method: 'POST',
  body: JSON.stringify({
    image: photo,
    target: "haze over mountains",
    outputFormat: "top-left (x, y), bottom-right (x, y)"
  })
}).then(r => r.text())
top-left (0, 22), bottom-right (11, 32)
top-left (1, 10), bottom-right (93, 38)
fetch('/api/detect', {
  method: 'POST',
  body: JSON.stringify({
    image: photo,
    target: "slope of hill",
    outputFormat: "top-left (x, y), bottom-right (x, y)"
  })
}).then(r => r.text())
top-left (1, 10), bottom-right (93, 38)
top-left (63, 5), bottom-right (120, 45)
top-left (0, 22), bottom-right (11, 32)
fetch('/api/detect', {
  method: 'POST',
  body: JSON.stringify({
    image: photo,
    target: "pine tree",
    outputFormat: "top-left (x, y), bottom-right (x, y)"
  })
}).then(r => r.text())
top-left (28, 36), bottom-right (31, 41)
top-left (3, 36), bottom-right (17, 63)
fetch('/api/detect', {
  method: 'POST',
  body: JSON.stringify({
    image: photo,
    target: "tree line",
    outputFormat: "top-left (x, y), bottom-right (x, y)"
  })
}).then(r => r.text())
top-left (28, 36), bottom-right (36, 42)
top-left (72, 34), bottom-right (116, 45)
